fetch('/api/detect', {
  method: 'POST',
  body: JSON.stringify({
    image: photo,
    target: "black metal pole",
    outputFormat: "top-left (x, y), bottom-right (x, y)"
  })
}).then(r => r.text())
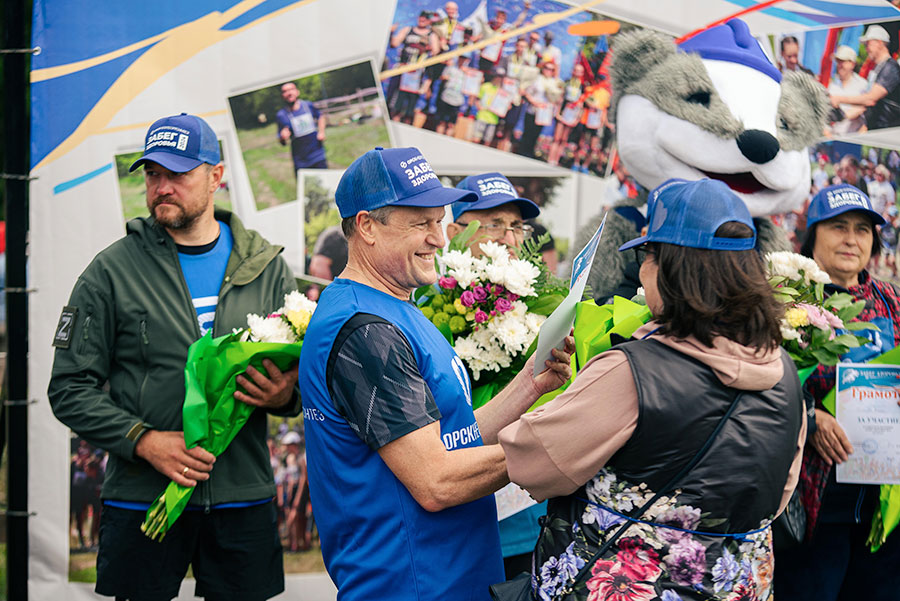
top-left (3, 0), bottom-right (32, 599)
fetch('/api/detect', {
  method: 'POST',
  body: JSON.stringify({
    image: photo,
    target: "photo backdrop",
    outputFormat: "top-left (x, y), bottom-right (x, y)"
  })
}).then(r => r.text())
top-left (27, 1), bottom-right (900, 599)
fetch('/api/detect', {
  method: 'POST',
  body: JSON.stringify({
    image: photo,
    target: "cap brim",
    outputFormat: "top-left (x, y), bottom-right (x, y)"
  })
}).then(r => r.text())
top-left (393, 186), bottom-right (477, 209)
top-left (129, 152), bottom-right (205, 173)
top-left (618, 235), bottom-right (649, 252)
top-left (455, 195), bottom-right (541, 220)
top-left (808, 207), bottom-right (886, 229)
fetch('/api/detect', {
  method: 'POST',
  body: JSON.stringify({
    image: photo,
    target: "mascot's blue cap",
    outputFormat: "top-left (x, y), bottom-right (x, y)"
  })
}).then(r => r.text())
top-left (679, 19), bottom-right (782, 83)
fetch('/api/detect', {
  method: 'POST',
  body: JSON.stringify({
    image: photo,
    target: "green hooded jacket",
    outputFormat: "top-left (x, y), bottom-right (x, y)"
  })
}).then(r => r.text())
top-left (49, 208), bottom-right (298, 506)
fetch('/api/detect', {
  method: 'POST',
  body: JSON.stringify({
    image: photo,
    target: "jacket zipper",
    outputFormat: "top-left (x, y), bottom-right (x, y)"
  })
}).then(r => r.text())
top-left (854, 487), bottom-right (866, 523)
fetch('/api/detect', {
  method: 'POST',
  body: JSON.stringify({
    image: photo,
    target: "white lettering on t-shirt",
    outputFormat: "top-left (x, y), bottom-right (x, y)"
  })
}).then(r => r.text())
top-left (442, 422), bottom-right (482, 450)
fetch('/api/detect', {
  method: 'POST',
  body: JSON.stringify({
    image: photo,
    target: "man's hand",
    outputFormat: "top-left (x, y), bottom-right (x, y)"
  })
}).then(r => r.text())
top-left (234, 359), bottom-right (299, 410)
top-left (279, 126), bottom-right (291, 144)
top-left (135, 430), bottom-right (215, 487)
top-left (528, 335), bottom-right (575, 397)
top-left (317, 131), bottom-right (326, 142)
top-left (811, 408), bottom-right (853, 465)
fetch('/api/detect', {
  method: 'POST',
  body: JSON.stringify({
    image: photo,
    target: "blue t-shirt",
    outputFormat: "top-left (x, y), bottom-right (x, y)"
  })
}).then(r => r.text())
top-left (177, 221), bottom-right (233, 336)
top-left (275, 101), bottom-right (326, 170)
top-left (299, 278), bottom-right (503, 600)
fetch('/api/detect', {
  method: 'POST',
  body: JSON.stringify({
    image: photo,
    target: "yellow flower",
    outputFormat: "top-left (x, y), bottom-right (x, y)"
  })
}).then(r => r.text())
top-left (286, 309), bottom-right (311, 335)
top-left (785, 307), bottom-right (809, 328)
top-left (454, 298), bottom-right (468, 315)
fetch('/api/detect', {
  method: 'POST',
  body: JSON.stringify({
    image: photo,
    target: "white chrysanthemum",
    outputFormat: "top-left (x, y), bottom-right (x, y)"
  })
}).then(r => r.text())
top-left (780, 322), bottom-right (801, 341)
top-left (449, 266), bottom-right (481, 289)
top-left (441, 249), bottom-right (476, 272)
top-left (478, 240), bottom-right (512, 264)
top-left (502, 260), bottom-right (540, 297)
top-left (510, 300), bottom-right (529, 319)
top-left (489, 313), bottom-right (532, 353)
top-left (524, 312), bottom-right (546, 334)
top-left (246, 313), bottom-right (297, 343)
top-left (766, 251), bottom-right (801, 281)
top-left (282, 290), bottom-right (317, 315)
top-left (453, 336), bottom-right (480, 361)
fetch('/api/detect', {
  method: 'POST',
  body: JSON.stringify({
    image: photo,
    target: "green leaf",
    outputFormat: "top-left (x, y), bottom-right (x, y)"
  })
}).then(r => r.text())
top-left (811, 348), bottom-right (839, 365)
top-left (526, 293), bottom-right (566, 316)
top-left (449, 220), bottom-right (481, 252)
top-left (437, 322), bottom-right (453, 345)
top-left (414, 284), bottom-right (437, 303)
top-left (842, 320), bottom-right (878, 331)
top-left (815, 281), bottom-right (825, 302)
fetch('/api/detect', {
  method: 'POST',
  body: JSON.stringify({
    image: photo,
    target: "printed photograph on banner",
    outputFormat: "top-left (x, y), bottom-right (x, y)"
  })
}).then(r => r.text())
top-left (766, 139), bottom-right (900, 286)
top-left (758, 19), bottom-right (900, 134)
top-left (67, 435), bottom-right (106, 581)
top-left (380, 0), bottom-right (648, 174)
top-left (298, 170), bottom-right (346, 302)
top-left (115, 143), bottom-right (232, 224)
top-left (228, 60), bottom-right (392, 210)
top-left (439, 173), bottom-right (575, 276)
top-left (265, 417), bottom-right (326, 571)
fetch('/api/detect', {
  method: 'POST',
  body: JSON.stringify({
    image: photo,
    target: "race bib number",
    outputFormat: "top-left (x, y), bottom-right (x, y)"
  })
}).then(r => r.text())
top-left (289, 110), bottom-right (316, 138)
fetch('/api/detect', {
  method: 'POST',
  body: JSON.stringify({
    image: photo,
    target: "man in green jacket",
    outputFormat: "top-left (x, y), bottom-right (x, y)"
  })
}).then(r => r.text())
top-left (49, 113), bottom-right (299, 601)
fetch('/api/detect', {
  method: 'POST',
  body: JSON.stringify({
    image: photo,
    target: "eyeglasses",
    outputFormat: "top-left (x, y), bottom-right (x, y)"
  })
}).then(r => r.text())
top-left (460, 222), bottom-right (534, 240)
top-left (634, 244), bottom-right (654, 265)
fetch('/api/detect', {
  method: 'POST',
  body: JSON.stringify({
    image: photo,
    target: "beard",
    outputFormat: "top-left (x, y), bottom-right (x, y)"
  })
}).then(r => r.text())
top-left (150, 197), bottom-right (206, 230)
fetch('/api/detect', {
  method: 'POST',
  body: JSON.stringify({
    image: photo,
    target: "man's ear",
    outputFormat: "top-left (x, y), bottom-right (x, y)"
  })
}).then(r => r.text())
top-left (355, 211), bottom-right (379, 245)
top-left (446, 221), bottom-right (464, 239)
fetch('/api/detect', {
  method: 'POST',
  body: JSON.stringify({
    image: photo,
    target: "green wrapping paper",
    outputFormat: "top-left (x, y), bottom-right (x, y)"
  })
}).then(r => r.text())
top-left (141, 332), bottom-right (301, 541)
top-left (816, 345), bottom-right (900, 552)
top-left (528, 297), bottom-right (652, 412)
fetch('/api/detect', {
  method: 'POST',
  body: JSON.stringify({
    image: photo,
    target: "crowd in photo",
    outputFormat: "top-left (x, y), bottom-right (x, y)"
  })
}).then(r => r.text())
top-left (773, 145), bottom-right (900, 284)
top-left (383, 1), bottom-right (617, 173)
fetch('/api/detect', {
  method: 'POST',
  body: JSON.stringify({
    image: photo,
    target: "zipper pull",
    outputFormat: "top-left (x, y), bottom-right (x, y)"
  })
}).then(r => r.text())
top-left (140, 320), bottom-right (149, 345)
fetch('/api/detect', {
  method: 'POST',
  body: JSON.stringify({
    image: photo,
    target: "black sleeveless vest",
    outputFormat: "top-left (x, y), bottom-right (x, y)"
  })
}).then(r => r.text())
top-left (531, 339), bottom-right (802, 601)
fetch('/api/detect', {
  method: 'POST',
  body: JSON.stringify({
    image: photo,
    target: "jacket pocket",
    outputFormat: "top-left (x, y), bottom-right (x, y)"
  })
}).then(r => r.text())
top-left (136, 311), bottom-right (150, 417)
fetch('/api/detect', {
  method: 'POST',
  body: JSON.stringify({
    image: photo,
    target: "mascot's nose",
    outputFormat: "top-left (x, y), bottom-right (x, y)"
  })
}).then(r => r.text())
top-left (737, 129), bottom-right (780, 164)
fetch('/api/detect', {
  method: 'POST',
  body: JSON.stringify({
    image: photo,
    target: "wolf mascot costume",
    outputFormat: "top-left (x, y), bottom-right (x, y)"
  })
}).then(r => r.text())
top-left (575, 19), bottom-right (828, 301)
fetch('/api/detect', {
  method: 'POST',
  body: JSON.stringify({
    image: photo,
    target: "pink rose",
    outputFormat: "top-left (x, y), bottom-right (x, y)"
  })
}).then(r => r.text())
top-left (507, 293), bottom-right (519, 302)
top-left (474, 310), bottom-right (489, 323)
top-left (439, 276), bottom-right (458, 290)
top-left (799, 303), bottom-right (830, 330)
top-left (472, 285), bottom-right (488, 302)
top-left (492, 284), bottom-right (504, 295)
top-left (495, 297), bottom-right (512, 313)
top-left (460, 290), bottom-right (476, 307)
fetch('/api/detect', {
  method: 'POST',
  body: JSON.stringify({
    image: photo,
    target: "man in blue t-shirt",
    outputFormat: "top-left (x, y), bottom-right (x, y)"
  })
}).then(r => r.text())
top-left (299, 147), bottom-right (574, 600)
top-left (276, 82), bottom-right (328, 171)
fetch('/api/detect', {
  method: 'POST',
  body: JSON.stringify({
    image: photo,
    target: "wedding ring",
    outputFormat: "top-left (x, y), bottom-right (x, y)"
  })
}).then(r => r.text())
top-left (182, 466), bottom-right (190, 477)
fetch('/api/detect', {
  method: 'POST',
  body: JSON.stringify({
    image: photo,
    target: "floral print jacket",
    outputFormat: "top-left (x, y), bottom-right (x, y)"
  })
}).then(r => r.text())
top-left (532, 469), bottom-right (774, 601)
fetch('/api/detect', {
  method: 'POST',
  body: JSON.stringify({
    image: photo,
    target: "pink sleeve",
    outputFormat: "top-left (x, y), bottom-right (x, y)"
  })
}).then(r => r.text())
top-left (498, 351), bottom-right (638, 501)
top-left (775, 405), bottom-right (808, 516)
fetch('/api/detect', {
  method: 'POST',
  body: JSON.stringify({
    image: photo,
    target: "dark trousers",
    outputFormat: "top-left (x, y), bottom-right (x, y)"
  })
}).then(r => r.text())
top-left (775, 520), bottom-right (900, 600)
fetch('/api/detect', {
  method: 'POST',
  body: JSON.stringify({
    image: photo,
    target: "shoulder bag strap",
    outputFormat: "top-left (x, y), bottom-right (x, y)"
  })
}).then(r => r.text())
top-left (559, 390), bottom-right (744, 597)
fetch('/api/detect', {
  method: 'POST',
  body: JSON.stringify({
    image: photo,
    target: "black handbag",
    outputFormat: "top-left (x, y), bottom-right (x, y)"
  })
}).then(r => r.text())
top-left (489, 391), bottom-right (744, 601)
top-left (771, 487), bottom-right (806, 549)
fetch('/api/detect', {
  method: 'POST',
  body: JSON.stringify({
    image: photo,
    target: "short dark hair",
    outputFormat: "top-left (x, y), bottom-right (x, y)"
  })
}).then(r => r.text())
top-left (800, 212), bottom-right (882, 259)
top-left (341, 206), bottom-right (396, 238)
top-left (651, 222), bottom-right (783, 351)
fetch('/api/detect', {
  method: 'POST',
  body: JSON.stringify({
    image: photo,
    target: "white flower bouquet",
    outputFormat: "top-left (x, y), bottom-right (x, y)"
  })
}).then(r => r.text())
top-left (141, 291), bottom-right (316, 541)
top-left (416, 225), bottom-right (567, 407)
top-left (765, 251), bottom-right (873, 369)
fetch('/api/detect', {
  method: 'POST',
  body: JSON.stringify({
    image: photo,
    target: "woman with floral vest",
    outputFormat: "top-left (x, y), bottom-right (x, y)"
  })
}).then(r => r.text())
top-left (499, 179), bottom-right (806, 601)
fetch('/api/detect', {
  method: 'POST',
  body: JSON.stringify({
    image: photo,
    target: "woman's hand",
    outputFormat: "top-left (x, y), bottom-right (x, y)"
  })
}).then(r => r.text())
top-left (810, 408), bottom-right (853, 465)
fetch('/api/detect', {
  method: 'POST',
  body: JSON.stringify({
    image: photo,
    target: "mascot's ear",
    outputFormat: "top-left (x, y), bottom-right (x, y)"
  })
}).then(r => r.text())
top-left (777, 71), bottom-right (829, 152)
top-left (610, 30), bottom-right (677, 115)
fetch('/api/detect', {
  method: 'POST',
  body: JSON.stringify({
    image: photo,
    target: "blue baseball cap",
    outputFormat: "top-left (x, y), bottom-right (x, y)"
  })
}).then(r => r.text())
top-left (335, 147), bottom-right (476, 218)
top-left (806, 184), bottom-right (885, 229)
top-left (129, 113), bottom-right (221, 173)
top-left (451, 173), bottom-right (541, 221)
top-left (619, 178), bottom-right (756, 252)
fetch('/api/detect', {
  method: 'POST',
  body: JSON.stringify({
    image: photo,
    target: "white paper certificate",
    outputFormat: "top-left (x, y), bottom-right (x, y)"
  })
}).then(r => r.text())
top-left (835, 363), bottom-right (900, 485)
top-left (533, 214), bottom-right (606, 377)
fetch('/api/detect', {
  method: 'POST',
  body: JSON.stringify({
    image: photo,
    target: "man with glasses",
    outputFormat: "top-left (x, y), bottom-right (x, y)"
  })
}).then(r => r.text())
top-left (446, 171), bottom-right (546, 578)
top-left (447, 172), bottom-right (539, 257)
top-left (299, 147), bottom-right (573, 600)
